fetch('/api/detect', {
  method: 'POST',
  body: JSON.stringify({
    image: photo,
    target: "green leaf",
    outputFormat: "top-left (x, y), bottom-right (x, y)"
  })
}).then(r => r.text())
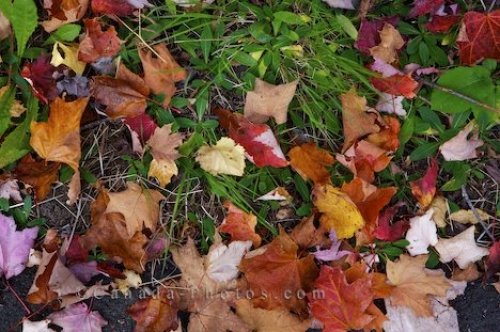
top-left (0, 86), bottom-right (15, 136)
top-left (336, 15), bottom-right (357, 40)
top-left (0, 96), bottom-right (38, 168)
top-left (273, 11), bottom-right (306, 25)
top-left (200, 25), bottom-right (212, 64)
top-left (410, 141), bottom-right (439, 161)
top-left (425, 250), bottom-right (440, 268)
top-left (45, 24), bottom-right (81, 44)
top-left (431, 66), bottom-right (499, 125)
top-left (0, 0), bottom-right (38, 57)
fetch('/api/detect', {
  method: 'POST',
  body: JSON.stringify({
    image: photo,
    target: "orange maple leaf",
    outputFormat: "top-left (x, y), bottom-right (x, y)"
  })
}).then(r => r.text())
top-left (14, 154), bottom-right (60, 201)
top-left (219, 201), bottom-right (262, 247)
top-left (288, 142), bottom-right (335, 185)
top-left (128, 288), bottom-right (179, 332)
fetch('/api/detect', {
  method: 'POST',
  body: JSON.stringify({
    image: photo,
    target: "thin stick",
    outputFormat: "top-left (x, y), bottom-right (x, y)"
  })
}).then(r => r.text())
top-left (461, 185), bottom-right (495, 241)
top-left (419, 79), bottom-right (499, 114)
top-left (3, 277), bottom-right (31, 315)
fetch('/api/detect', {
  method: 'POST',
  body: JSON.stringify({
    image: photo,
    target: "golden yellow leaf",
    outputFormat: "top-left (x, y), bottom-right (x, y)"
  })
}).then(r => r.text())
top-left (148, 159), bottom-right (178, 187)
top-left (386, 255), bottom-right (450, 317)
top-left (195, 137), bottom-right (245, 176)
top-left (243, 78), bottom-right (298, 124)
top-left (51, 42), bottom-right (86, 74)
top-left (449, 209), bottom-right (491, 224)
top-left (313, 184), bottom-right (365, 239)
top-left (369, 23), bottom-right (405, 63)
top-left (430, 196), bottom-right (448, 228)
top-left (30, 97), bottom-right (88, 171)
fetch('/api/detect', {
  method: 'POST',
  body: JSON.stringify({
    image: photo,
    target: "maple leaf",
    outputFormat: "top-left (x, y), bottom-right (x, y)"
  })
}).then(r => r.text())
top-left (214, 108), bottom-right (288, 168)
top-left (376, 93), bottom-right (406, 116)
top-left (290, 214), bottom-right (330, 249)
top-left (375, 205), bottom-right (409, 242)
top-left (243, 78), bottom-right (298, 124)
top-left (451, 263), bottom-right (482, 282)
top-left (457, 10), bottom-right (500, 65)
top-left (206, 240), bottom-right (252, 282)
top-left (138, 43), bottom-right (187, 107)
top-left (42, 0), bottom-right (89, 32)
top-left (30, 97), bottom-right (88, 171)
top-left (239, 230), bottom-right (319, 314)
top-left (485, 241), bottom-right (500, 278)
top-left (196, 137), bottom-right (246, 176)
top-left (313, 231), bottom-right (352, 262)
top-left (48, 302), bottom-right (108, 332)
top-left (14, 154), bottom-right (60, 201)
top-left (355, 17), bottom-right (399, 55)
top-left (114, 269), bottom-right (142, 294)
top-left (408, 0), bottom-right (444, 17)
top-left (51, 42), bottom-right (86, 75)
top-left (21, 56), bottom-right (58, 104)
top-left (0, 213), bottom-right (38, 279)
top-left (410, 158), bottom-right (438, 209)
top-left (371, 73), bottom-right (419, 98)
top-left (386, 254), bottom-right (450, 316)
top-left (439, 122), bottom-right (484, 161)
top-left (91, 0), bottom-right (137, 16)
top-left (367, 115), bottom-right (401, 152)
top-left (309, 265), bottom-right (376, 332)
top-left (429, 195), bottom-right (448, 228)
top-left (405, 209), bottom-right (438, 256)
top-left (91, 63), bottom-right (149, 119)
top-left (219, 201), bottom-right (262, 248)
top-left (124, 113), bottom-right (158, 143)
top-left (22, 319), bottom-right (54, 332)
top-left (128, 288), bottom-right (179, 332)
top-left (435, 226), bottom-right (489, 269)
top-left (313, 184), bottom-right (365, 239)
top-left (288, 142), bottom-right (334, 185)
top-left (340, 87), bottom-right (379, 152)
top-left (426, 15), bottom-right (461, 33)
top-left (235, 298), bottom-right (311, 332)
top-left (78, 18), bottom-right (122, 63)
top-left (369, 24), bottom-right (405, 64)
top-left (449, 208), bottom-right (491, 224)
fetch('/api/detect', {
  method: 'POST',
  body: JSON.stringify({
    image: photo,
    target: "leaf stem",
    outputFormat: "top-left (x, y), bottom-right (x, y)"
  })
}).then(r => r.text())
top-left (2, 277), bottom-right (31, 315)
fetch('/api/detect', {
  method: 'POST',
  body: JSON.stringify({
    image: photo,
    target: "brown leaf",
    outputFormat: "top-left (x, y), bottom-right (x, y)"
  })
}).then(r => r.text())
top-left (369, 23), bottom-right (405, 63)
top-left (290, 214), bottom-right (330, 249)
top-left (243, 78), bottom-right (298, 124)
top-left (78, 18), bottom-right (122, 63)
top-left (239, 230), bottom-right (319, 314)
top-left (42, 0), bottom-right (89, 32)
top-left (340, 87), bottom-right (379, 152)
top-left (386, 255), bottom-right (450, 316)
top-left (91, 64), bottom-right (149, 119)
top-left (146, 124), bottom-right (184, 162)
top-left (188, 296), bottom-right (250, 332)
top-left (451, 263), bottom-right (482, 282)
top-left (235, 298), bottom-right (311, 332)
top-left (128, 288), bottom-right (179, 332)
top-left (288, 142), bottom-right (334, 185)
top-left (14, 154), bottom-right (60, 201)
top-left (30, 97), bottom-right (88, 171)
top-left (139, 43), bottom-right (187, 107)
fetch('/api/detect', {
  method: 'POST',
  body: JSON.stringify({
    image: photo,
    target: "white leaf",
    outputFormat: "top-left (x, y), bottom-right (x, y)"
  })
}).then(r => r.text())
top-left (206, 240), bottom-right (252, 283)
top-left (439, 123), bottom-right (484, 161)
top-left (405, 209), bottom-right (438, 256)
top-left (435, 226), bottom-right (489, 269)
top-left (22, 319), bottom-right (54, 332)
top-left (322, 0), bottom-right (355, 9)
top-left (376, 93), bottom-right (406, 116)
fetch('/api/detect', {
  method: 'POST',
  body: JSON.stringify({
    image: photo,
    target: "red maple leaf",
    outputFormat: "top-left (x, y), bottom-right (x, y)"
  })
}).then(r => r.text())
top-left (426, 15), bottom-right (461, 33)
top-left (457, 10), bottom-right (500, 65)
top-left (124, 113), bottom-right (158, 143)
top-left (374, 205), bottom-right (410, 242)
top-left (21, 56), bottom-right (58, 104)
top-left (78, 18), bottom-right (122, 63)
top-left (371, 73), bottom-right (419, 98)
top-left (410, 158), bottom-right (439, 209)
top-left (408, 0), bottom-right (444, 18)
top-left (355, 16), bottom-right (399, 55)
top-left (91, 0), bottom-right (136, 16)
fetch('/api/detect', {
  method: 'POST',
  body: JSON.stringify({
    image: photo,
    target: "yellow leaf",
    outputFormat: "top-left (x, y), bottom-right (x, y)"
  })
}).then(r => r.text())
top-left (195, 137), bottom-right (245, 176)
top-left (148, 159), bottom-right (178, 187)
top-left (51, 42), bottom-right (86, 74)
top-left (313, 184), bottom-right (364, 239)
top-left (449, 209), bottom-right (491, 224)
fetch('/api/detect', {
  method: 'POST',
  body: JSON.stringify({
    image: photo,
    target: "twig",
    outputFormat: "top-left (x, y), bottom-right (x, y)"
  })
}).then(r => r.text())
top-left (461, 185), bottom-right (495, 241)
top-left (2, 277), bottom-right (31, 315)
top-left (419, 79), bottom-right (499, 114)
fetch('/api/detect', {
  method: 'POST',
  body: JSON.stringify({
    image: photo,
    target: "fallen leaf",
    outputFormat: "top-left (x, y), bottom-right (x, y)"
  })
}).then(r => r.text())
top-left (124, 113), bottom-right (158, 143)
top-left (187, 296), bottom-right (250, 332)
top-left (115, 269), bottom-right (142, 294)
top-left (313, 231), bottom-right (352, 262)
top-left (313, 184), bottom-right (365, 239)
top-left (322, 0), bottom-right (355, 9)
top-left (366, 115), bottom-right (401, 152)
top-left (30, 97), bottom-right (88, 171)
top-left (371, 73), bottom-right (419, 98)
top-left (485, 241), bottom-right (500, 277)
top-left (340, 87), bottom-right (379, 152)
top-left (426, 15), bottom-right (461, 33)
top-left (235, 298), bottom-right (311, 332)
top-left (0, 213), bottom-right (38, 279)
top-left (139, 43), bottom-right (187, 107)
top-left (457, 10), bottom-right (500, 65)
top-left (148, 159), bottom-right (178, 187)
top-left (410, 158), bottom-right (438, 209)
top-left (256, 187), bottom-right (292, 203)
top-left (206, 240), bottom-right (252, 283)
top-left (405, 209), bottom-right (438, 256)
top-left (290, 214), bottom-right (330, 249)
top-left (376, 93), bottom-right (406, 117)
top-left (128, 288), bottom-right (179, 332)
top-left (374, 205), bottom-right (409, 242)
top-left (386, 254), bottom-right (450, 316)
top-left (429, 196), bottom-right (448, 228)
top-left (452, 263), bottom-right (482, 282)
top-left (196, 137), bottom-right (245, 176)
top-left (22, 319), bottom-right (54, 332)
top-left (219, 201), bottom-right (261, 248)
top-left (288, 142), bottom-right (334, 185)
top-left (21, 56), bottom-right (58, 104)
top-left (439, 122), bottom-right (484, 161)
top-left (309, 265), bottom-right (376, 332)
top-left (239, 230), bottom-right (319, 314)
top-left (435, 226), bottom-right (489, 269)
top-left (51, 42), bottom-right (86, 75)
top-left (0, 178), bottom-right (22, 202)
top-left (369, 24), bottom-right (405, 64)
top-left (449, 208), bottom-right (491, 224)
top-left (14, 154), bottom-right (60, 201)
top-left (42, 0), bottom-right (89, 32)
top-left (78, 18), bottom-right (122, 63)
top-left (91, 63), bottom-right (149, 119)
top-left (91, 0), bottom-right (137, 16)
top-left (215, 108), bottom-right (288, 168)
top-left (355, 17), bottom-right (399, 55)
top-left (408, 0), bottom-right (444, 17)
top-left (48, 302), bottom-right (108, 332)
top-left (243, 78), bottom-right (298, 124)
